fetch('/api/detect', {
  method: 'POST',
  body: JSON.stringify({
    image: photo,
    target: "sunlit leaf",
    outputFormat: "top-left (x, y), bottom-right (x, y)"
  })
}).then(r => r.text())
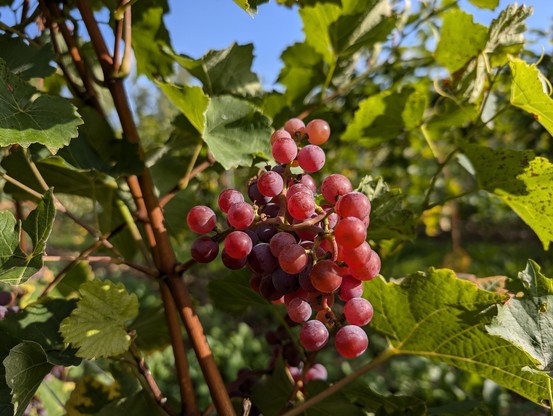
top-left (463, 144), bottom-right (553, 250)
top-left (157, 83), bottom-right (209, 133)
top-left (60, 279), bottom-right (139, 359)
top-left (510, 58), bottom-right (553, 137)
top-left (369, 268), bottom-right (552, 406)
top-left (0, 59), bottom-right (82, 151)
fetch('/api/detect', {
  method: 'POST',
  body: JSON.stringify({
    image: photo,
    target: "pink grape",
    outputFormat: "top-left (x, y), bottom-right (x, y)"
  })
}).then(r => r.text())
top-left (270, 129), bottom-right (292, 144)
top-left (342, 241), bottom-right (373, 269)
top-left (284, 118), bottom-right (305, 139)
top-left (287, 192), bottom-right (316, 220)
top-left (218, 189), bottom-right (244, 213)
top-left (305, 363), bottom-right (327, 381)
top-left (339, 275), bottom-right (364, 301)
top-left (321, 174), bottom-right (353, 204)
top-left (279, 243), bottom-right (308, 274)
top-left (187, 205), bottom-right (216, 234)
top-left (297, 145), bottom-right (325, 173)
top-left (299, 320), bottom-right (329, 351)
top-left (336, 192), bottom-right (371, 219)
top-left (286, 297), bottom-right (312, 323)
top-left (349, 251), bottom-right (381, 281)
top-left (305, 119), bottom-right (331, 145)
top-left (343, 297), bottom-right (374, 326)
top-left (257, 171), bottom-right (284, 197)
top-left (191, 236), bottom-right (219, 263)
top-left (286, 183), bottom-right (313, 201)
top-left (224, 231), bottom-right (253, 259)
top-left (298, 174), bottom-right (317, 193)
top-left (227, 202), bottom-right (255, 229)
top-left (334, 217), bottom-right (367, 248)
top-left (272, 136), bottom-right (298, 164)
top-left (335, 325), bottom-right (368, 358)
top-left (310, 260), bottom-right (342, 293)
top-left (248, 243), bottom-right (278, 274)
top-left (269, 232), bottom-right (297, 258)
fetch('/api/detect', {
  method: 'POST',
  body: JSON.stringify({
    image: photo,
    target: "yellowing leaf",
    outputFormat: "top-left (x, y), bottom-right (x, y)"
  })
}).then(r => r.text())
top-left (60, 279), bottom-right (139, 359)
top-left (510, 58), bottom-right (553, 137)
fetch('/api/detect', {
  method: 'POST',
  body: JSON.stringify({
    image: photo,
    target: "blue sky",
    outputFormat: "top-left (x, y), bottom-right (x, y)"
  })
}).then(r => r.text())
top-left (164, 1), bottom-right (553, 86)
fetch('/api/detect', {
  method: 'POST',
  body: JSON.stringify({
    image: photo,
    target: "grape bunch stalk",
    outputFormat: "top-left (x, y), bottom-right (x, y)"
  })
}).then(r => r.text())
top-left (186, 118), bottom-right (380, 361)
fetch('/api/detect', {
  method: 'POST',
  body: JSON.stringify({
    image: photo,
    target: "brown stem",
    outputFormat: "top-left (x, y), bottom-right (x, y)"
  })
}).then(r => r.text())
top-left (75, 2), bottom-right (234, 414)
top-left (159, 282), bottom-right (199, 416)
top-left (129, 341), bottom-right (177, 416)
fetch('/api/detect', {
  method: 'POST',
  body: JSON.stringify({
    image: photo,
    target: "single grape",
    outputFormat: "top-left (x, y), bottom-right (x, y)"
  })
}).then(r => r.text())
top-left (305, 119), bottom-right (331, 145)
top-left (256, 223), bottom-right (277, 243)
top-left (284, 288), bottom-right (308, 305)
top-left (259, 274), bottom-right (284, 301)
top-left (270, 129), bottom-right (292, 144)
top-left (286, 183), bottom-right (313, 201)
top-left (321, 174), bottom-right (353, 204)
top-left (248, 243), bottom-right (278, 274)
top-left (299, 320), bottom-right (329, 351)
top-left (334, 217), bottom-right (367, 249)
top-left (298, 174), bottom-right (317, 193)
top-left (227, 202), bottom-right (255, 229)
top-left (191, 236), bottom-right (219, 263)
top-left (278, 243), bottom-right (308, 274)
top-left (284, 118), bottom-right (305, 139)
top-left (261, 202), bottom-right (281, 218)
top-left (221, 249), bottom-right (247, 269)
top-left (297, 145), bottom-right (325, 173)
top-left (305, 363), bottom-right (328, 381)
top-left (335, 325), bottom-right (368, 358)
top-left (286, 297), bottom-right (312, 323)
top-left (0, 291), bottom-right (13, 306)
top-left (248, 181), bottom-right (271, 205)
top-left (342, 241), bottom-right (373, 269)
top-left (224, 231), bottom-right (253, 259)
top-left (218, 189), bottom-right (244, 213)
top-left (343, 297), bottom-right (374, 326)
top-left (257, 171), bottom-right (284, 197)
top-left (283, 342), bottom-right (302, 367)
top-left (272, 136), bottom-right (298, 164)
top-left (269, 232), bottom-right (297, 258)
top-left (349, 251), bottom-right (381, 281)
top-left (272, 268), bottom-right (300, 294)
top-left (338, 275), bottom-right (364, 301)
top-left (187, 205), bottom-right (216, 234)
top-left (310, 260), bottom-right (342, 293)
top-left (298, 261), bottom-right (317, 292)
top-left (287, 192), bottom-right (316, 220)
top-left (336, 192), bottom-right (371, 219)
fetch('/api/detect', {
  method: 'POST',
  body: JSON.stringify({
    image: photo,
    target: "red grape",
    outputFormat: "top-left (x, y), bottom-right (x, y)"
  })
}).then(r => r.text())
top-left (287, 192), bottom-right (316, 220)
top-left (321, 174), bottom-right (353, 204)
top-left (299, 320), bottom-right (329, 351)
top-left (286, 297), bottom-right (312, 323)
top-left (335, 325), bottom-right (368, 358)
top-left (310, 260), bottom-right (342, 293)
top-left (305, 119), bottom-right (331, 145)
top-left (218, 189), bottom-right (244, 213)
top-left (339, 275), bottom-right (364, 301)
top-left (272, 136), bottom-right (298, 164)
top-left (269, 232), bottom-right (297, 258)
top-left (224, 231), bottom-right (253, 259)
top-left (279, 243), bottom-right (308, 274)
top-left (187, 205), bottom-right (216, 234)
top-left (336, 192), bottom-right (371, 219)
top-left (334, 217), bottom-right (367, 248)
top-left (191, 236), bottom-right (219, 263)
top-left (257, 171), bottom-right (284, 197)
top-left (297, 145), bottom-right (325, 173)
top-left (284, 118), bottom-right (305, 139)
top-left (343, 297), bottom-right (374, 326)
top-left (270, 129), bottom-right (292, 144)
top-left (227, 202), bottom-right (255, 229)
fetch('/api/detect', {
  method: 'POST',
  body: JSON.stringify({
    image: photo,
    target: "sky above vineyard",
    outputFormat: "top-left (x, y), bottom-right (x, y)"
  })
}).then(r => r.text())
top-left (166, 0), bottom-right (553, 86)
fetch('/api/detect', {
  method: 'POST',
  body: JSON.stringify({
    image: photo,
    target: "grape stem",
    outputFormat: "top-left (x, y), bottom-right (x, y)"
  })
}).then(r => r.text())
top-left (282, 346), bottom-right (399, 416)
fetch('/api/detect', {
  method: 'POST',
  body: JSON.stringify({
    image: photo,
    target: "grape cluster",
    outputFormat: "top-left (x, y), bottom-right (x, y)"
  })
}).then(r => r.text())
top-left (186, 118), bottom-right (380, 359)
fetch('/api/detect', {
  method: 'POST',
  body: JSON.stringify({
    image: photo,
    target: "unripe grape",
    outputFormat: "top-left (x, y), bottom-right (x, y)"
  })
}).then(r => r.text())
top-left (305, 119), bottom-right (331, 145)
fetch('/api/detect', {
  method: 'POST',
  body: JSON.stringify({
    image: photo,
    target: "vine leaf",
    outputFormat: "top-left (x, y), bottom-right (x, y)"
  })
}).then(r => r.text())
top-left (250, 357), bottom-right (294, 416)
top-left (0, 189), bottom-right (56, 285)
top-left (468, 0), bottom-right (499, 9)
top-left (510, 58), bottom-right (553, 137)
top-left (156, 83), bottom-right (210, 134)
top-left (60, 279), bottom-right (139, 359)
top-left (368, 268), bottom-right (552, 406)
top-left (4, 341), bottom-right (52, 416)
top-left (0, 58), bottom-right (82, 151)
top-left (0, 36), bottom-right (56, 80)
top-left (203, 95), bottom-right (272, 169)
top-left (463, 144), bottom-right (553, 250)
top-left (487, 260), bottom-right (553, 373)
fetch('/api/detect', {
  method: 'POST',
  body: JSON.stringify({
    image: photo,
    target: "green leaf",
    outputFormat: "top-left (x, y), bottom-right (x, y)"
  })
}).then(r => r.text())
top-left (51, 261), bottom-right (94, 299)
top-left (486, 5), bottom-right (530, 67)
top-left (131, 304), bottom-right (171, 352)
top-left (0, 36), bottom-right (56, 79)
top-left (300, 2), bottom-right (341, 65)
top-left (463, 144), bottom-right (553, 250)
top-left (0, 190), bottom-right (56, 285)
top-left (278, 42), bottom-right (324, 104)
top-left (4, 341), bottom-right (52, 416)
top-left (131, 0), bottom-right (174, 79)
top-left (468, 0), bottom-right (499, 9)
top-left (156, 83), bottom-right (209, 133)
top-left (368, 268), bottom-right (552, 406)
top-left (60, 279), bottom-right (139, 359)
top-left (0, 58), bottom-right (83, 151)
top-left (341, 85), bottom-right (426, 147)
top-left (343, 381), bottom-right (427, 415)
top-left (250, 357), bottom-right (294, 416)
top-left (435, 10), bottom-right (488, 73)
top-left (203, 95), bottom-right (272, 169)
top-left (173, 43), bottom-right (261, 96)
top-left (510, 58), bottom-right (553, 137)
top-left (487, 260), bottom-right (553, 372)
top-left (96, 390), bottom-right (166, 416)
top-left (208, 272), bottom-right (268, 313)
top-left (357, 176), bottom-right (417, 241)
